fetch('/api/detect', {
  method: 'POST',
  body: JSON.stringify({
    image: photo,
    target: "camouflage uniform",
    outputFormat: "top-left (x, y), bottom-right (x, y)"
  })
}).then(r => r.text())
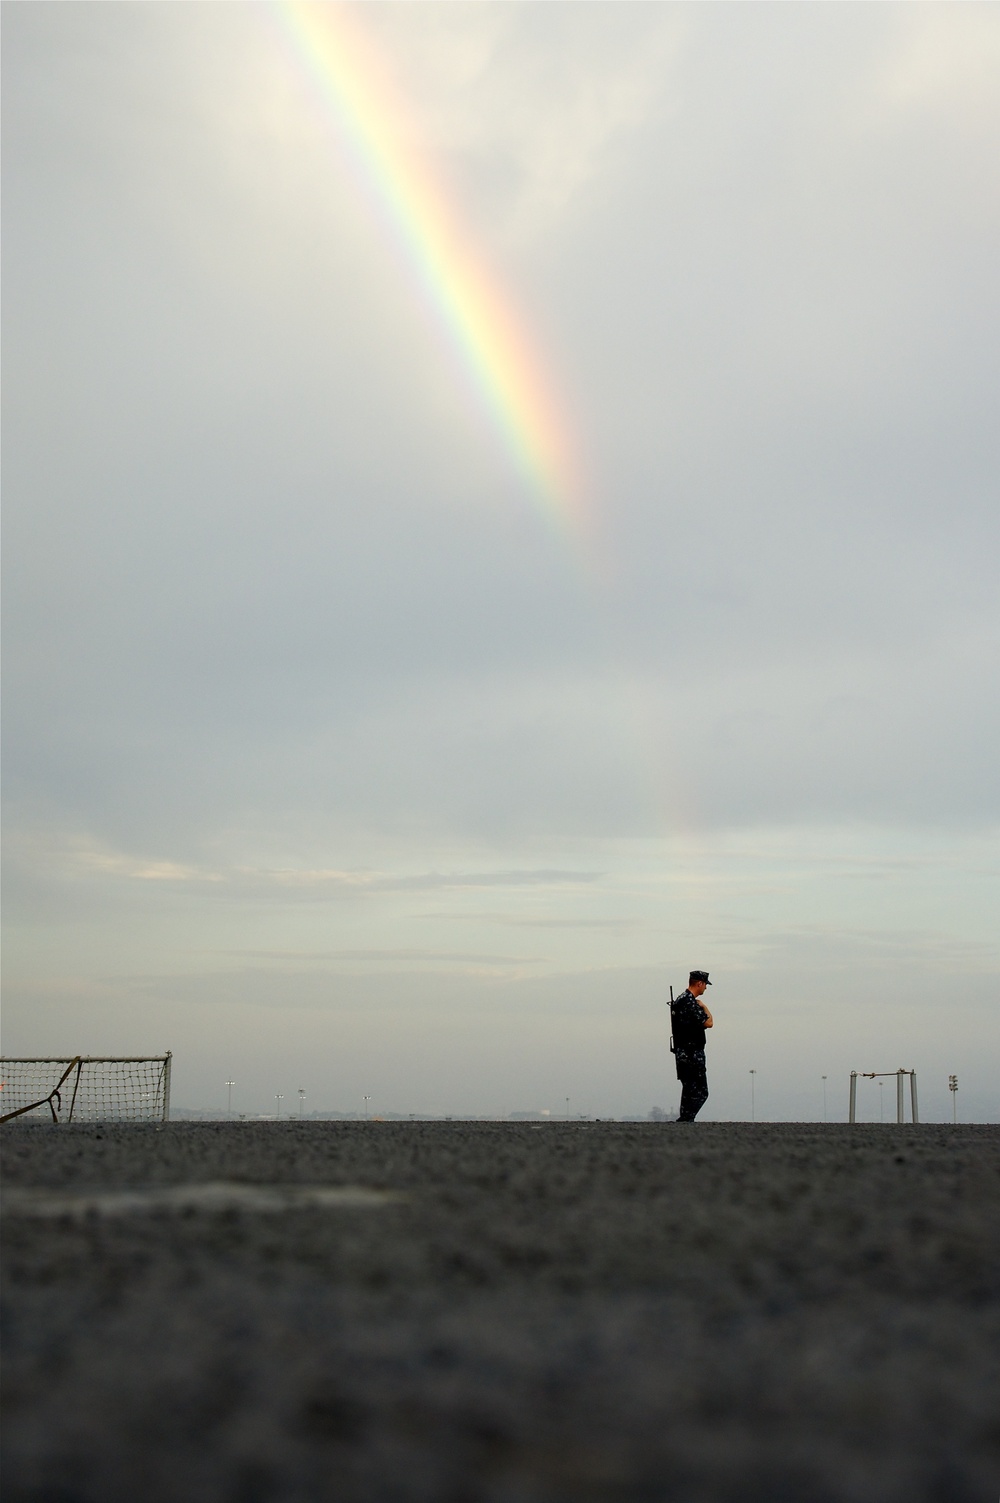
top-left (670, 988), bottom-right (710, 1121)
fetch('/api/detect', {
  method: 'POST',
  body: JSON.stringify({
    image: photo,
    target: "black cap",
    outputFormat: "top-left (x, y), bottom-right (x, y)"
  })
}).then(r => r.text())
top-left (689, 970), bottom-right (712, 986)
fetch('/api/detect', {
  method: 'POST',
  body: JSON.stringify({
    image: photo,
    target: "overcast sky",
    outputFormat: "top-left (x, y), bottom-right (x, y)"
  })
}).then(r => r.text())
top-left (3, 2), bottom-right (998, 1121)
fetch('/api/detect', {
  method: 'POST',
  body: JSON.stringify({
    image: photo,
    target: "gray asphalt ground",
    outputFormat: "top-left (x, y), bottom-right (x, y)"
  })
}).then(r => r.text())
top-left (2, 1122), bottom-right (998, 1503)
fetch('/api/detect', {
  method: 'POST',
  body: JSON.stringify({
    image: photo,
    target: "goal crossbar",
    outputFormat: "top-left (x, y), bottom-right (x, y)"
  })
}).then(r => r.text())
top-left (0, 1055), bottom-right (172, 1124)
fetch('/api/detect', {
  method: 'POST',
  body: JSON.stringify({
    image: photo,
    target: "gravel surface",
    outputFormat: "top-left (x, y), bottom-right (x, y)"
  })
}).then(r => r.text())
top-left (2, 1121), bottom-right (998, 1502)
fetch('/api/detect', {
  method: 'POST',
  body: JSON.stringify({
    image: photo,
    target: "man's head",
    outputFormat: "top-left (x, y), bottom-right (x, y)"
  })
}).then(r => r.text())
top-left (689, 970), bottom-right (712, 996)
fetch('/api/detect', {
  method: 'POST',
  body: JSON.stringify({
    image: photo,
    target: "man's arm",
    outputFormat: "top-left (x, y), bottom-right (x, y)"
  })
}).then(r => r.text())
top-left (698, 1001), bottom-right (714, 1028)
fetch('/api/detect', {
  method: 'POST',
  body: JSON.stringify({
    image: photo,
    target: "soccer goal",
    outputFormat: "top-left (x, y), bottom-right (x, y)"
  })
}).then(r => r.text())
top-left (0, 1055), bottom-right (172, 1124)
top-left (848, 1068), bottom-right (918, 1124)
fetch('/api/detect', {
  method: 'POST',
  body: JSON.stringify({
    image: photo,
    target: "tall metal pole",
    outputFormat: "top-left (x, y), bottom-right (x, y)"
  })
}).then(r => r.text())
top-left (162, 1052), bottom-right (172, 1123)
top-left (275, 1093), bottom-right (284, 1118)
top-left (896, 1069), bottom-right (904, 1124)
top-left (910, 1070), bottom-right (919, 1124)
top-left (750, 1070), bottom-right (756, 1122)
top-left (822, 1075), bottom-right (827, 1122)
top-left (948, 1075), bottom-right (957, 1124)
top-left (226, 1080), bottom-right (235, 1118)
top-left (298, 1088), bottom-right (306, 1118)
top-left (879, 1080), bottom-right (884, 1122)
top-left (849, 1071), bottom-right (857, 1123)
top-left (363, 1095), bottom-right (371, 1120)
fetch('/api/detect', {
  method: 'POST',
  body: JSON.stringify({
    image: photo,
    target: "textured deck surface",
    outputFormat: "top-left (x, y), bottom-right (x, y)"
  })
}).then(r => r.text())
top-left (2, 1121), bottom-right (998, 1502)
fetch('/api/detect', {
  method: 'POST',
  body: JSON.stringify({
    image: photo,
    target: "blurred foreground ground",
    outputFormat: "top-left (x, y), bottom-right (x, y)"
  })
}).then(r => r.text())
top-left (2, 1122), bottom-right (998, 1502)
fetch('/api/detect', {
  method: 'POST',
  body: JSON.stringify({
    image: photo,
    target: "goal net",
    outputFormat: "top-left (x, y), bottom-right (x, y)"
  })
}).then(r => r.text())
top-left (0, 1055), bottom-right (172, 1124)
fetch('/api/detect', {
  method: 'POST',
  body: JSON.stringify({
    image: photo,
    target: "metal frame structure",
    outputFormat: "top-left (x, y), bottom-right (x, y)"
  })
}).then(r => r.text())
top-left (0, 1055), bottom-right (172, 1124)
top-left (848, 1068), bottom-right (918, 1124)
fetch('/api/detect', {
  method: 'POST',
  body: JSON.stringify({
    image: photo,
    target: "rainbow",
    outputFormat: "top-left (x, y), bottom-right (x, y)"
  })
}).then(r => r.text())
top-left (273, 2), bottom-right (588, 548)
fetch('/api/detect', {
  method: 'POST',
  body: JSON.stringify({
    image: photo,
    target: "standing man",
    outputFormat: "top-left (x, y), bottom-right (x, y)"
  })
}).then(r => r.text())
top-left (669, 971), bottom-right (714, 1122)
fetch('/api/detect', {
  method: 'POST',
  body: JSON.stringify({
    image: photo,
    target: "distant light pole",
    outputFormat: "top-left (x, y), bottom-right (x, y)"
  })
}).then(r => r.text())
top-left (750, 1070), bottom-right (756, 1122)
top-left (226, 1080), bottom-right (235, 1118)
top-left (275, 1093), bottom-right (284, 1119)
top-left (298, 1088), bottom-right (306, 1118)
top-left (878, 1081), bottom-right (884, 1122)
top-left (821, 1076), bottom-right (827, 1122)
top-left (565, 1097), bottom-right (570, 1121)
top-left (363, 1095), bottom-right (371, 1120)
top-left (949, 1075), bottom-right (958, 1124)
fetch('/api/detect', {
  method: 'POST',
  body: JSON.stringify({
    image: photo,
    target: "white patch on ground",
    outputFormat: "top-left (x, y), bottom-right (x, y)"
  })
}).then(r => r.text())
top-left (1, 1182), bottom-right (402, 1218)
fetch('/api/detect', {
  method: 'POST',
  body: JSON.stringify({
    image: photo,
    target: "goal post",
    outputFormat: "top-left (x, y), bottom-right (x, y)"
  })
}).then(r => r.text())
top-left (848, 1068), bottom-right (918, 1124)
top-left (0, 1055), bottom-right (172, 1124)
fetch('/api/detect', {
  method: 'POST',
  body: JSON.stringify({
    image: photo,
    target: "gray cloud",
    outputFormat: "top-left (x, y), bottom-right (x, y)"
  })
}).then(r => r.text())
top-left (227, 950), bottom-right (545, 966)
top-left (3, 4), bottom-right (997, 1117)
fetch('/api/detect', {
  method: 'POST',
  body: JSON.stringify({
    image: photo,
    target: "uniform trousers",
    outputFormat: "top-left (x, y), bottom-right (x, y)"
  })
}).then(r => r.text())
top-left (675, 1047), bottom-right (709, 1121)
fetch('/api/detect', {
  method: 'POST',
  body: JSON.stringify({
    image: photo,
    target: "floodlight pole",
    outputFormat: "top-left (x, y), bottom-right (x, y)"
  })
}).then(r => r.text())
top-left (275, 1093), bottom-right (284, 1118)
top-left (298, 1088), bottom-right (306, 1118)
top-left (226, 1080), bottom-right (235, 1118)
top-left (750, 1070), bottom-right (756, 1122)
top-left (910, 1071), bottom-right (919, 1124)
top-left (822, 1075), bottom-right (827, 1123)
top-left (948, 1075), bottom-right (957, 1124)
top-left (849, 1071), bottom-right (857, 1123)
top-left (363, 1095), bottom-right (371, 1120)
